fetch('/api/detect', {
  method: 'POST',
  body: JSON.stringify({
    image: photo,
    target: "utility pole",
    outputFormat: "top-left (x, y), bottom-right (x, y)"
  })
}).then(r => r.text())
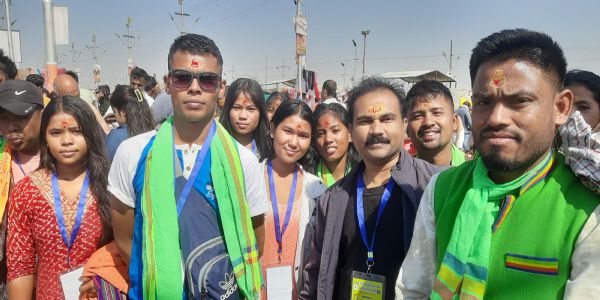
top-left (66, 42), bottom-right (80, 64)
top-left (443, 40), bottom-right (454, 75)
top-left (176, 0), bottom-right (189, 35)
top-left (87, 34), bottom-right (107, 86)
top-left (225, 62), bottom-right (235, 82)
top-left (178, 0), bottom-right (185, 34)
top-left (86, 34), bottom-right (99, 65)
top-left (125, 18), bottom-right (134, 67)
top-left (352, 39), bottom-right (357, 83)
top-left (443, 39), bottom-right (459, 83)
top-left (275, 57), bottom-right (288, 79)
top-left (85, 33), bottom-right (107, 65)
top-left (170, 0), bottom-right (199, 36)
top-left (340, 62), bottom-right (347, 89)
top-left (4, 0), bottom-right (13, 60)
top-left (361, 30), bottom-right (370, 75)
top-left (449, 39), bottom-right (453, 74)
top-left (116, 17), bottom-right (138, 74)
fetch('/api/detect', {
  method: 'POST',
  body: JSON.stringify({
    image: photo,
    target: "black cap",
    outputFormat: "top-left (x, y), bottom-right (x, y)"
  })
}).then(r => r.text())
top-left (0, 80), bottom-right (44, 116)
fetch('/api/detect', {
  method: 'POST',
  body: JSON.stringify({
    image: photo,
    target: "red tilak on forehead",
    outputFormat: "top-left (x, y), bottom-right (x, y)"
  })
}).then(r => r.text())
top-left (242, 98), bottom-right (250, 105)
top-left (60, 121), bottom-right (69, 128)
top-left (320, 119), bottom-right (330, 129)
top-left (490, 69), bottom-right (506, 88)
top-left (191, 59), bottom-right (200, 68)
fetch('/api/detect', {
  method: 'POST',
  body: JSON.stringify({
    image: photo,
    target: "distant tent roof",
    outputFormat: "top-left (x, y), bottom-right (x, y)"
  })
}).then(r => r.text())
top-left (261, 78), bottom-right (296, 93)
top-left (380, 70), bottom-right (456, 84)
top-left (262, 78), bottom-right (296, 88)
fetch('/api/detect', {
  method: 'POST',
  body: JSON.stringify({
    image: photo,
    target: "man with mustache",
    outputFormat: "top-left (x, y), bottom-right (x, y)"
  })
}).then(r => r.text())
top-left (405, 80), bottom-right (465, 166)
top-left (397, 29), bottom-right (600, 299)
top-left (300, 77), bottom-right (444, 300)
top-left (0, 80), bottom-right (44, 299)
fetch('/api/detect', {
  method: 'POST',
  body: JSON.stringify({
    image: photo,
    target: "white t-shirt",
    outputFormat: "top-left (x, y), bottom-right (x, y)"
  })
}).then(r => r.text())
top-left (144, 91), bottom-right (155, 107)
top-left (108, 130), bottom-right (269, 217)
top-left (322, 97), bottom-right (346, 108)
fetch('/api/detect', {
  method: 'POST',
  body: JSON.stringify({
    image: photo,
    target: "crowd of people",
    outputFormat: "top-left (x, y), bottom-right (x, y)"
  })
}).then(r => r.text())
top-left (0, 28), bottom-right (598, 300)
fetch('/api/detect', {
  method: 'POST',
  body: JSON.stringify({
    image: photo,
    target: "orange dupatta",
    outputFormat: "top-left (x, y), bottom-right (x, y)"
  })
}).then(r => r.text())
top-left (0, 140), bottom-right (12, 219)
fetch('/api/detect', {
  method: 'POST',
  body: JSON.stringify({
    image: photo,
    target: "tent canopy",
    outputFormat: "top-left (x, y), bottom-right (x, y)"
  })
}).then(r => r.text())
top-left (262, 78), bottom-right (296, 88)
top-left (261, 78), bottom-right (296, 93)
top-left (381, 70), bottom-right (456, 84)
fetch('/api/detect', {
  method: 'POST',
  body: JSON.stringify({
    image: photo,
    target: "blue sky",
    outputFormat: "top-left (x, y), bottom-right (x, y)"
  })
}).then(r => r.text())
top-left (9, 0), bottom-right (600, 92)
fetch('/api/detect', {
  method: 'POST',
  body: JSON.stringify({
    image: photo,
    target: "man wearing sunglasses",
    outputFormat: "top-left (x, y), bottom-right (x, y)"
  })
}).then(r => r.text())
top-left (108, 34), bottom-right (268, 299)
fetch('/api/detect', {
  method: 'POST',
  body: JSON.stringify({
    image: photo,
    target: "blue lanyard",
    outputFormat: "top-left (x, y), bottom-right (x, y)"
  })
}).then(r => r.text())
top-left (174, 120), bottom-right (217, 216)
top-left (267, 160), bottom-right (298, 256)
top-left (51, 170), bottom-right (90, 267)
top-left (356, 170), bottom-right (395, 271)
top-left (13, 152), bottom-right (27, 177)
top-left (251, 139), bottom-right (257, 155)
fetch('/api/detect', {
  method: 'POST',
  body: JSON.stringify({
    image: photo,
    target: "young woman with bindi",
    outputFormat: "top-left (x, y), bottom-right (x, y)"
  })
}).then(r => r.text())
top-left (220, 78), bottom-right (271, 159)
top-left (260, 100), bottom-right (326, 299)
top-left (313, 103), bottom-right (360, 187)
top-left (266, 91), bottom-right (289, 123)
top-left (7, 96), bottom-right (113, 300)
top-left (105, 85), bottom-right (155, 162)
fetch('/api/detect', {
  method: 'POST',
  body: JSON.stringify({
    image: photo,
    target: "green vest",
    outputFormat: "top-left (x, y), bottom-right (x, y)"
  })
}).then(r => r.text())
top-left (451, 144), bottom-right (466, 166)
top-left (414, 144), bottom-right (465, 166)
top-left (433, 154), bottom-right (598, 299)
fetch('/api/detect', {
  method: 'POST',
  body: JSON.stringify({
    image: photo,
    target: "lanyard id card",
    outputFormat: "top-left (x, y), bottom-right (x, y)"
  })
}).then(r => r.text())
top-left (266, 265), bottom-right (294, 300)
top-left (351, 270), bottom-right (385, 300)
top-left (60, 266), bottom-right (84, 300)
top-left (267, 160), bottom-right (299, 262)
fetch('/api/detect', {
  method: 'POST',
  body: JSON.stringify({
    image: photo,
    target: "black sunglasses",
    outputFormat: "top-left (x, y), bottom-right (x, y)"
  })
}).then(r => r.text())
top-left (169, 70), bottom-right (221, 92)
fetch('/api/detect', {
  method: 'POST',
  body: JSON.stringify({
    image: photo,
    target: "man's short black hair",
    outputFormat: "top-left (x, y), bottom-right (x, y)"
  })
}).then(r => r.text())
top-left (96, 84), bottom-right (111, 96)
top-left (65, 70), bottom-right (79, 83)
top-left (322, 79), bottom-right (337, 98)
top-left (167, 34), bottom-right (223, 71)
top-left (469, 28), bottom-right (566, 89)
top-left (130, 67), bottom-right (149, 81)
top-left (565, 69), bottom-right (600, 106)
top-left (404, 80), bottom-right (454, 117)
top-left (346, 77), bottom-right (407, 122)
top-left (26, 74), bottom-right (45, 88)
top-left (0, 49), bottom-right (17, 80)
top-left (145, 76), bottom-right (157, 92)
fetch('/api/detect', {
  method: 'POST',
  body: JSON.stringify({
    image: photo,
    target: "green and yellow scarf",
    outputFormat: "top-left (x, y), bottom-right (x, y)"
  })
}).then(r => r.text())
top-left (451, 144), bottom-right (466, 166)
top-left (432, 151), bottom-right (554, 299)
top-left (414, 143), bottom-right (465, 166)
top-left (315, 159), bottom-right (351, 187)
top-left (139, 117), bottom-right (262, 299)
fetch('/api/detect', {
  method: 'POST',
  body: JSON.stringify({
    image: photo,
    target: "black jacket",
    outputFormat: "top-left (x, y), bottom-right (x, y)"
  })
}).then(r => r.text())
top-left (299, 150), bottom-right (445, 300)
